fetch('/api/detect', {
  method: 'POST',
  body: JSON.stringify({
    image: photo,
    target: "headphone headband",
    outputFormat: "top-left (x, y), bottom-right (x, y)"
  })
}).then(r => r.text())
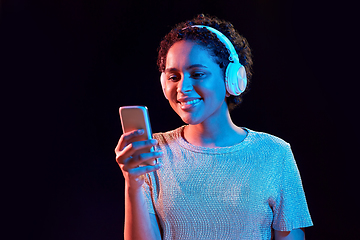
top-left (190, 25), bottom-right (240, 63)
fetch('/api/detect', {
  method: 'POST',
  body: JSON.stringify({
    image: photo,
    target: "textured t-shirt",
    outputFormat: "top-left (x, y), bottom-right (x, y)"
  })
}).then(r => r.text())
top-left (143, 126), bottom-right (313, 240)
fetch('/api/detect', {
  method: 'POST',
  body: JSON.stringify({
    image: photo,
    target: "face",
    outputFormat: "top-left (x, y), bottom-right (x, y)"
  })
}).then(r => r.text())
top-left (163, 40), bottom-right (229, 125)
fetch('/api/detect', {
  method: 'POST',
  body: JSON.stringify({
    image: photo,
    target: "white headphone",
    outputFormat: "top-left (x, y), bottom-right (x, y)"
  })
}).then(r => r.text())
top-left (160, 25), bottom-right (247, 98)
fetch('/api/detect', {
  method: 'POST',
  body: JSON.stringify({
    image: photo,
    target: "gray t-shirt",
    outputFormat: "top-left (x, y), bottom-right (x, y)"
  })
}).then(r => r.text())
top-left (143, 126), bottom-right (313, 240)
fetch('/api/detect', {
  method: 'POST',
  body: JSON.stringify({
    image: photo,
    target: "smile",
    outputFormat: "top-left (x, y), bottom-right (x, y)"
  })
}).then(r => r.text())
top-left (178, 98), bottom-right (203, 110)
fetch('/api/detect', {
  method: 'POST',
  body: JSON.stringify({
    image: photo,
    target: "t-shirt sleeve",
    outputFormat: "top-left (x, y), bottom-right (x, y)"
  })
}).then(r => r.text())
top-left (142, 172), bottom-right (156, 215)
top-left (272, 144), bottom-right (313, 231)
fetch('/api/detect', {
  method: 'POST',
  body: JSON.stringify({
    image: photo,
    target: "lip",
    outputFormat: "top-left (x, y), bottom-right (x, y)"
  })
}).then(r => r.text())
top-left (177, 96), bottom-right (203, 110)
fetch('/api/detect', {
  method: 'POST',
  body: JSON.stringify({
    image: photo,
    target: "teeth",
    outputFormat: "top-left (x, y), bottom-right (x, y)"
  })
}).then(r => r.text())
top-left (182, 99), bottom-right (201, 105)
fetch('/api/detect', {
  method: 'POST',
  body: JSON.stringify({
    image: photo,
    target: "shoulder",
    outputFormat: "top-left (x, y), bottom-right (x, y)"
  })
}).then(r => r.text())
top-left (153, 126), bottom-right (184, 146)
top-left (245, 129), bottom-right (301, 177)
top-left (245, 128), bottom-right (290, 151)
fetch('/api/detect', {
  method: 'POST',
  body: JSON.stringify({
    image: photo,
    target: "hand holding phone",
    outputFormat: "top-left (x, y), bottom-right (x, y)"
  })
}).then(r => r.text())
top-left (119, 106), bottom-right (157, 166)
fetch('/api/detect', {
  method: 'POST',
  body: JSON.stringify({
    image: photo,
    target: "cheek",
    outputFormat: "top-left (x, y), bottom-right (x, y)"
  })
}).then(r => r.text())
top-left (164, 82), bottom-right (179, 101)
top-left (215, 76), bottom-right (227, 97)
top-left (199, 79), bottom-right (227, 99)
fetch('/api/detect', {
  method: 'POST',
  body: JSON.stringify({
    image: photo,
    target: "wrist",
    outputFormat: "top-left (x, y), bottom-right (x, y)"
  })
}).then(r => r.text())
top-left (125, 182), bottom-right (144, 196)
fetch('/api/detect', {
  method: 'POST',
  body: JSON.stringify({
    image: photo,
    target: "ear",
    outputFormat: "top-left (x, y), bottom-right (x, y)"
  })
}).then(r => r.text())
top-left (160, 72), bottom-right (168, 99)
top-left (237, 65), bottom-right (247, 93)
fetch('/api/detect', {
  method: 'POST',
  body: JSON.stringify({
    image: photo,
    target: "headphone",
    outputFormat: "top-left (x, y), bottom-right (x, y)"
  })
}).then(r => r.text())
top-left (160, 25), bottom-right (247, 99)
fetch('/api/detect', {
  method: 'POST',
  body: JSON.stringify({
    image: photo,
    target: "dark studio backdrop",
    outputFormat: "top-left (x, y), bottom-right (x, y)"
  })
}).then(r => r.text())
top-left (2, 0), bottom-right (358, 239)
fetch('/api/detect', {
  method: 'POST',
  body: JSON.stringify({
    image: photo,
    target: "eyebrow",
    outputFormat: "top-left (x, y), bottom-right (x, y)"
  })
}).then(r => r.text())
top-left (165, 64), bottom-right (208, 73)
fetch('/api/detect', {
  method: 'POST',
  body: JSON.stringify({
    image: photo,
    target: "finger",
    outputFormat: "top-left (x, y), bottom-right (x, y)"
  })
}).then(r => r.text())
top-left (128, 163), bottom-right (162, 177)
top-left (115, 139), bottom-right (158, 164)
top-left (117, 156), bottom-right (133, 167)
top-left (123, 151), bottom-right (163, 170)
top-left (114, 129), bottom-right (144, 153)
top-left (121, 139), bottom-right (158, 160)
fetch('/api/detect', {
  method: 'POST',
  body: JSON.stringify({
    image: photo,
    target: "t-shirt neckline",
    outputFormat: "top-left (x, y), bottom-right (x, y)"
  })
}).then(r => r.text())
top-left (173, 125), bottom-right (252, 154)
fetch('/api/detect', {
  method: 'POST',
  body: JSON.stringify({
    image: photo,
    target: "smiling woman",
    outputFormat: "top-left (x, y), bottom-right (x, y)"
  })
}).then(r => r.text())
top-left (114, 14), bottom-right (313, 240)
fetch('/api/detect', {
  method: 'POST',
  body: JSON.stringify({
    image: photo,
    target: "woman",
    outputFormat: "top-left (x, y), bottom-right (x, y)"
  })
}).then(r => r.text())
top-left (115, 14), bottom-right (313, 240)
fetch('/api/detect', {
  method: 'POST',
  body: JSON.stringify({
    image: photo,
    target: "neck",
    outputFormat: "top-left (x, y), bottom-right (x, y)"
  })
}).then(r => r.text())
top-left (184, 107), bottom-right (246, 147)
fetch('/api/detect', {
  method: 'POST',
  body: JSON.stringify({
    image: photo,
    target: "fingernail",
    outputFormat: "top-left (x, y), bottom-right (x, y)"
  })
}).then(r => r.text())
top-left (151, 139), bottom-right (158, 144)
top-left (138, 129), bottom-right (144, 134)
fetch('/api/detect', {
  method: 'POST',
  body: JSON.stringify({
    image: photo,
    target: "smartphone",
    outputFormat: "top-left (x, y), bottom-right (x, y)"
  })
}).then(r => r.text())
top-left (119, 106), bottom-right (156, 166)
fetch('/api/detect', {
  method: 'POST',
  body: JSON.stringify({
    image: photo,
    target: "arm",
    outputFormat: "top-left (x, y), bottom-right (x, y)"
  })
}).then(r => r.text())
top-left (124, 184), bottom-right (162, 240)
top-left (115, 129), bottom-right (163, 240)
top-left (274, 228), bottom-right (305, 240)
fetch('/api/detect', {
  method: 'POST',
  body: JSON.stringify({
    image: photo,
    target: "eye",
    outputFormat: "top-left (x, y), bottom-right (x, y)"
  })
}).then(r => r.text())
top-left (167, 74), bottom-right (180, 82)
top-left (191, 72), bottom-right (205, 79)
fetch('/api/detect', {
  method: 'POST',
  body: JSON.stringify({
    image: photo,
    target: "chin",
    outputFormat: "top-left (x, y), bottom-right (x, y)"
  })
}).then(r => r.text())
top-left (174, 105), bottom-right (204, 125)
top-left (180, 116), bottom-right (203, 125)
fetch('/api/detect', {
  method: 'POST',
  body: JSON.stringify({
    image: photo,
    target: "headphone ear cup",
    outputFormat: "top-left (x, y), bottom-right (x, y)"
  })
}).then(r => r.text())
top-left (160, 72), bottom-right (168, 99)
top-left (237, 65), bottom-right (247, 93)
top-left (225, 62), bottom-right (247, 96)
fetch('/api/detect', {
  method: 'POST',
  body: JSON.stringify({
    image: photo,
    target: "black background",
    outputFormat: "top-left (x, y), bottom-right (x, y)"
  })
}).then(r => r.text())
top-left (3, 0), bottom-right (358, 239)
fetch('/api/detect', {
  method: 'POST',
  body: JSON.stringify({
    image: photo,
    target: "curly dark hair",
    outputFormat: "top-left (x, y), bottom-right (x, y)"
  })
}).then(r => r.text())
top-left (157, 14), bottom-right (253, 111)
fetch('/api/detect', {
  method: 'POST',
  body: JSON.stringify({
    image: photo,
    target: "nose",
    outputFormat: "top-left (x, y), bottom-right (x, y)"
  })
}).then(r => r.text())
top-left (177, 75), bottom-right (193, 93)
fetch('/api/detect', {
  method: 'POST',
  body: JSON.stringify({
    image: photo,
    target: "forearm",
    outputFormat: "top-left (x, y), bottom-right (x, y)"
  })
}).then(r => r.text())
top-left (124, 184), bottom-right (158, 240)
top-left (274, 228), bottom-right (305, 240)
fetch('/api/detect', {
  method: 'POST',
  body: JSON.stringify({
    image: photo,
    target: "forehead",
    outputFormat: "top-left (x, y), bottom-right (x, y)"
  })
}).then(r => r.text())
top-left (165, 40), bottom-right (216, 69)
